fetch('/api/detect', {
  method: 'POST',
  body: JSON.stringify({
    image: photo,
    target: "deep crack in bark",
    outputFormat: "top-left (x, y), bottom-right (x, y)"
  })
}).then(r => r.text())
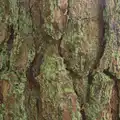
top-left (26, 46), bottom-right (44, 120)
top-left (86, 71), bottom-right (94, 103)
top-left (80, 104), bottom-right (86, 120)
top-left (26, 0), bottom-right (44, 90)
top-left (103, 68), bottom-right (120, 81)
top-left (26, 52), bottom-right (43, 89)
top-left (58, 35), bottom-right (63, 58)
top-left (17, 0), bottom-right (20, 31)
top-left (7, 24), bottom-right (15, 70)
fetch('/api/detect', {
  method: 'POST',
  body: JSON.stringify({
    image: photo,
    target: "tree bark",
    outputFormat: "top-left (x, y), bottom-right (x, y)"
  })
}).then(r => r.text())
top-left (0, 0), bottom-right (120, 120)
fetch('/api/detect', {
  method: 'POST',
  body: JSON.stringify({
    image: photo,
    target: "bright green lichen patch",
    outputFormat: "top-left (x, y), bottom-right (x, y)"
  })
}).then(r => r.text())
top-left (63, 88), bottom-right (74, 93)
top-left (41, 54), bottom-right (64, 80)
top-left (40, 53), bottom-right (64, 101)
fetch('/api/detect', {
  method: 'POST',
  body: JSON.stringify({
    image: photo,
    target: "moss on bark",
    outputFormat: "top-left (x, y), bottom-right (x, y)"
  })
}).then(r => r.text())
top-left (0, 0), bottom-right (120, 120)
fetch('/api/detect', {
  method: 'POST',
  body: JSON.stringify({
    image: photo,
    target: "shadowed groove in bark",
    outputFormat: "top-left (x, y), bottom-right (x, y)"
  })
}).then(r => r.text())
top-left (7, 24), bottom-right (14, 52)
top-left (58, 35), bottom-right (63, 58)
top-left (7, 24), bottom-right (15, 70)
top-left (26, 0), bottom-right (45, 89)
top-left (86, 71), bottom-right (94, 103)
top-left (36, 97), bottom-right (41, 120)
top-left (26, 50), bottom-right (44, 89)
top-left (26, 50), bottom-right (44, 119)
top-left (103, 68), bottom-right (120, 80)
top-left (17, 0), bottom-right (20, 31)
top-left (80, 104), bottom-right (86, 120)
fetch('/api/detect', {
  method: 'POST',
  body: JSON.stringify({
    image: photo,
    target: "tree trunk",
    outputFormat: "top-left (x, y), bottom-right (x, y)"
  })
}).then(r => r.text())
top-left (0, 0), bottom-right (120, 120)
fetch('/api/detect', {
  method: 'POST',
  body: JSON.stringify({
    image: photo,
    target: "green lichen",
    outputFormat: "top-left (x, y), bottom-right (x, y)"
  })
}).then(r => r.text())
top-left (0, 4), bottom-right (4, 22)
top-left (63, 88), bottom-right (75, 93)
top-left (8, 0), bottom-right (19, 26)
top-left (40, 54), bottom-right (63, 100)
top-left (41, 54), bottom-right (63, 80)
top-left (0, 104), bottom-right (5, 120)
top-left (0, 45), bottom-right (8, 71)
top-left (10, 72), bottom-right (27, 120)
top-left (13, 95), bottom-right (27, 120)
top-left (18, 10), bottom-right (32, 34)
top-left (86, 72), bottom-right (113, 119)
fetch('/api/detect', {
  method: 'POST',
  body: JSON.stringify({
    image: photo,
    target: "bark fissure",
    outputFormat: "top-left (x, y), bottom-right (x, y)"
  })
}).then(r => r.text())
top-left (26, 51), bottom-right (43, 89)
top-left (86, 71), bottom-right (94, 103)
top-left (36, 97), bottom-right (41, 120)
top-left (103, 68), bottom-right (120, 81)
top-left (26, 48), bottom-right (44, 119)
top-left (7, 24), bottom-right (15, 70)
top-left (26, 0), bottom-right (44, 90)
top-left (7, 24), bottom-right (14, 52)
top-left (58, 36), bottom-right (63, 58)
top-left (17, 0), bottom-right (20, 31)
top-left (80, 104), bottom-right (86, 120)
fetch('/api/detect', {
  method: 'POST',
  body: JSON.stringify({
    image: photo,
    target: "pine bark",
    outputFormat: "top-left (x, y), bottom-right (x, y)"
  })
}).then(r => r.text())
top-left (0, 0), bottom-right (120, 120)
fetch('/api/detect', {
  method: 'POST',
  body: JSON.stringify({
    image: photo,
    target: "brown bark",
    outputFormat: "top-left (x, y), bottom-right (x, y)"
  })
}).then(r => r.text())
top-left (0, 0), bottom-right (119, 120)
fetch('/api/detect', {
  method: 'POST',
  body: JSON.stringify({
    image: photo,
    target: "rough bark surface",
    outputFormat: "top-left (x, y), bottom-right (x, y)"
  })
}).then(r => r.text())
top-left (0, 0), bottom-right (120, 120)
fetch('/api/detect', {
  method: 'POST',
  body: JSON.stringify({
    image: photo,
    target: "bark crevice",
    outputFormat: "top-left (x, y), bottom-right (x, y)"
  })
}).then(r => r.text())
top-left (80, 104), bottom-right (86, 120)
top-left (26, 51), bottom-right (43, 89)
top-left (7, 24), bottom-right (15, 70)
top-left (86, 71), bottom-right (94, 103)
